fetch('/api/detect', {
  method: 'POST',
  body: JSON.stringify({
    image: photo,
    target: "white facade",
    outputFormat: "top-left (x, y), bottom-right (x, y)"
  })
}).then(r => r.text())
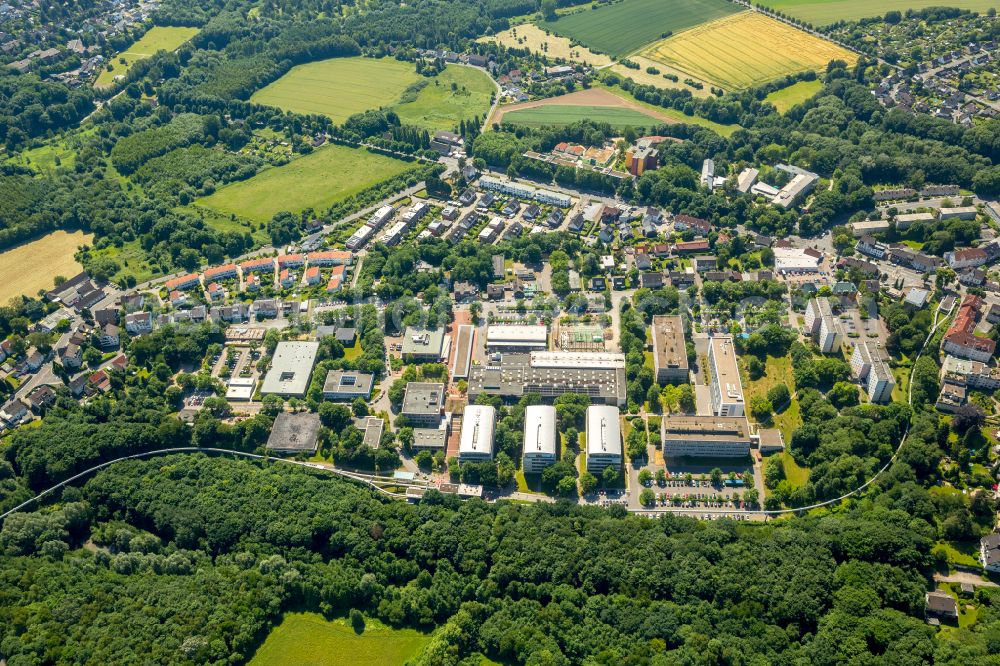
top-left (522, 405), bottom-right (557, 473)
top-left (708, 336), bottom-right (744, 417)
top-left (459, 405), bottom-right (496, 462)
top-left (486, 325), bottom-right (548, 352)
top-left (586, 405), bottom-right (621, 474)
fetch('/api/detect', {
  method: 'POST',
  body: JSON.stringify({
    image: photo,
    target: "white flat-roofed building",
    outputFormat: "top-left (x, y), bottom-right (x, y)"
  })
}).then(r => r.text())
top-left (467, 351), bottom-right (626, 406)
top-left (662, 416), bottom-right (752, 458)
top-left (867, 358), bottom-right (895, 404)
top-left (586, 405), bottom-right (622, 474)
top-left (939, 206), bottom-right (978, 221)
top-left (522, 405), bottom-right (557, 473)
top-left (894, 212), bottom-right (935, 230)
top-left (708, 336), bottom-right (744, 417)
top-left (261, 341), bottom-right (319, 397)
top-left (849, 220), bottom-right (891, 237)
top-left (774, 246), bottom-right (821, 273)
top-left (751, 182), bottom-right (780, 198)
top-left (806, 298), bottom-right (842, 353)
top-left (346, 224), bottom-right (376, 250)
top-left (486, 324), bottom-right (548, 352)
top-left (402, 382), bottom-right (445, 427)
top-left (772, 172), bottom-right (818, 209)
top-left (460, 405), bottom-right (496, 462)
top-left (369, 205), bottom-right (396, 230)
top-left (700, 158), bottom-right (715, 190)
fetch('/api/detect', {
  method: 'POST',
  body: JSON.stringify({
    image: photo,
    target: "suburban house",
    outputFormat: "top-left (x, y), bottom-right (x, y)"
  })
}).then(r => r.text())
top-left (124, 312), bottom-right (153, 336)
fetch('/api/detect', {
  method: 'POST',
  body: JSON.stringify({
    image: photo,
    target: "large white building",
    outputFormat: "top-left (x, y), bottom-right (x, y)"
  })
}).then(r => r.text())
top-left (479, 175), bottom-right (572, 208)
top-left (662, 416), bottom-right (752, 458)
top-left (522, 405), bottom-right (558, 473)
top-left (708, 336), bottom-right (744, 417)
top-left (459, 405), bottom-right (496, 463)
top-left (486, 324), bottom-right (548, 352)
top-left (260, 341), bottom-right (320, 397)
top-left (773, 246), bottom-right (822, 273)
top-left (586, 405), bottom-right (621, 475)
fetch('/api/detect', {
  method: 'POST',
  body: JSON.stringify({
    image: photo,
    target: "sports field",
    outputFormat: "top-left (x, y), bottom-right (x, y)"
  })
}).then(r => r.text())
top-left (0, 230), bottom-right (93, 302)
top-left (251, 57), bottom-right (421, 124)
top-left (640, 12), bottom-right (857, 91)
top-left (393, 65), bottom-right (495, 131)
top-left (540, 0), bottom-right (737, 57)
top-left (765, 79), bottom-right (824, 113)
top-left (95, 27), bottom-right (199, 88)
top-left (480, 24), bottom-right (612, 67)
top-left (248, 613), bottom-right (430, 666)
top-left (196, 144), bottom-right (413, 222)
top-left (762, 0), bottom-right (999, 26)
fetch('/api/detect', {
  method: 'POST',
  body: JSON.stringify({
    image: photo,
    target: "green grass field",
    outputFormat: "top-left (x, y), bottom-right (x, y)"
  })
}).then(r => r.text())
top-left (501, 104), bottom-right (665, 129)
top-left (393, 66), bottom-right (495, 131)
top-left (599, 83), bottom-right (740, 137)
top-left (95, 27), bottom-right (199, 87)
top-left (251, 57), bottom-right (420, 124)
top-left (540, 0), bottom-right (737, 57)
top-left (765, 79), bottom-right (823, 113)
top-left (248, 613), bottom-right (430, 666)
top-left (196, 144), bottom-right (413, 223)
top-left (761, 0), bottom-right (999, 26)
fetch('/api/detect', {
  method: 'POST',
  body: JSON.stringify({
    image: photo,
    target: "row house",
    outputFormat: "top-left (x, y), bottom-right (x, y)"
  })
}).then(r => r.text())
top-left (203, 263), bottom-right (238, 283)
top-left (306, 250), bottom-right (352, 266)
top-left (164, 273), bottom-right (200, 292)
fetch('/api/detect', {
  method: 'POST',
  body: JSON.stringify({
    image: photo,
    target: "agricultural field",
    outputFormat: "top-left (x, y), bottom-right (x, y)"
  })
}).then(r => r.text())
top-left (610, 55), bottom-right (714, 98)
top-left (760, 0), bottom-right (1000, 26)
top-left (480, 24), bottom-right (612, 67)
top-left (95, 27), bottom-right (199, 88)
top-left (765, 79), bottom-right (824, 113)
top-left (596, 84), bottom-right (741, 136)
top-left (251, 57), bottom-right (420, 124)
top-left (0, 230), bottom-right (93, 302)
top-left (248, 613), bottom-right (430, 666)
top-left (540, 0), bottom-right (737, 57)
top-left (639, 12), bottom-right (857, 91)
top-left (393, 65), bottom-right (495, 131)
top-left (501, 104), bottom-right (663, 129)
top-left (196, 143), bottom-right (413, 223)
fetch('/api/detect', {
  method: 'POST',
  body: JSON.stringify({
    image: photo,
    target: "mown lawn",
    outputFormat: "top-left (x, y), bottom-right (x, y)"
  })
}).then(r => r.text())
top-left (248, 613), bottom-right (430, 666)
top-left (597, 83), bottom-right (740, 137)
top-left (743, 355), bottom-right (802, 442)
top-left (764, 79), bottom-right (823, 114)
top-left (196, 144), bottom-right (413, 223)
top-left (932, 540), bottom-right (981, 568)
top-left (251, 57), bottom-right (420, 124)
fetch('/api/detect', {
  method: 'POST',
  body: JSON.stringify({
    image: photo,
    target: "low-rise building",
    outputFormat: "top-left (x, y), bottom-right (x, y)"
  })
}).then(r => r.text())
top-left (260, 341), bottom-right (319, 397)
top-left (322, 370), bottom-right (374, 400)
top-left (401, 327), bottom-right (446, 362)
top-left (943, 294), bottom-right (995, 362)
top-left (981, 530), bottom-right (1000, 573)
top-left (124, 311), bottom-right (153, 335)
top-left (266, 412), bottom-right (322, 454)
top-left (468, 351), bottom-right (627, 406)
top-left (662, 416), bottom-right (752, 458)
top-left (486, 324), bottom-right (547, 352)
top-left (401, 382), bottom-right (445, 427)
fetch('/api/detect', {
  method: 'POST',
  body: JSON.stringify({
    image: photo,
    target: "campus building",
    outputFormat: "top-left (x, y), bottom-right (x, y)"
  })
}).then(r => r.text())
top-left (486, 324), bottom-right (548, 352)
top-left (459, 405), bottom-right (495, 463)
top-left (708, 336), bottom-right (744, 417)
top-left (662, 416), bottom-right (752, 458)
top-left (586, 405), bottom-right (622, 475)
top-left (260, 341), bottom-right (319, 397)
top-left (401, 382), bottom-right (445, 427)
top-left (467, 351), bottom-right (627, 406)
top-left (522, 405), bottom-right (558, 474)
top-left (651, 315), bottom-right (688, 384)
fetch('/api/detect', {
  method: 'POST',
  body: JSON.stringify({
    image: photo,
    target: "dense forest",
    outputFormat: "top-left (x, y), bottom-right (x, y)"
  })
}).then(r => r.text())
top-left (3, 452), bottom-right (999, 665)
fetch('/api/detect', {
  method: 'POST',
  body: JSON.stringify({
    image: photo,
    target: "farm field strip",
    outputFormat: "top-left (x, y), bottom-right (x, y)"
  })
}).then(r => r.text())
top-left (640, 12), bottom-right (857, 90)
top-left (760, 0), bottom-right (999, 26)
top-left (539, 0), bottom-right (738, 58)
top-left (0, 231), bottom-right (93, 302)
top-left (250, 57), bottom-right (421, 124)
top-left (95, 26), bottom-right (199, 88)
top-left (195, 143), bottom-right (413, 223)
top-left (480, 24), bottom-right (612, 67)
top-left (501, 104), bottom-right (666, 129)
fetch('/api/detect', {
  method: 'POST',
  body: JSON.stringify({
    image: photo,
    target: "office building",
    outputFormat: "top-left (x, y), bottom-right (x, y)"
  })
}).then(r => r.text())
top-left (460, 405), bottom-right (495, 462)
top-left (401, 326), bottom-right (446, 361)
top-left (708, 336), bottom-right (744, 417)
top-left (662, 416), bottom-right (752, 458)
top-left (266, 412), bottom-right (321, 454)
top-left (468, 351), bottom-right (626, 406)
top-left (586, 405), bottom-right (622, 475)
top-left (401, 382), bottom-right (445, 427)
top-left (522, 405), bottom-right (557, 473)
top-left (322, 370), bottom-right (374, 400)
top-left (651, 315), bottom-right (688, 384)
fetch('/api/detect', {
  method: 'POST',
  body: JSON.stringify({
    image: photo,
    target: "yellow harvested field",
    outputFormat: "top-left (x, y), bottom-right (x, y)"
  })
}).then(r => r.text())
top-left (640, 12), bottom-right (857, 91)
top-left (0, 230), bottom-right (93, 302)
top-left (480, 24), bottom-right (612, 68)
top-left (611, 55), bottom-right (713, 98)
